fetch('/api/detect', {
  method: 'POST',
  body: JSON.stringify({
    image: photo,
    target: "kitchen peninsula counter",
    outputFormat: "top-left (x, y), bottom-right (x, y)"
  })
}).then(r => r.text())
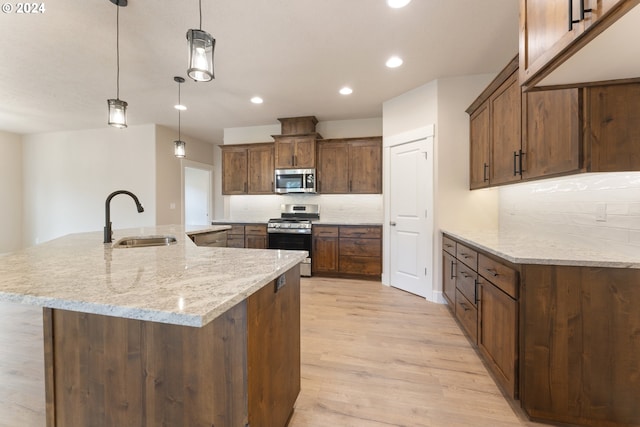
top-left (0, 225), bottom-right (306, 427)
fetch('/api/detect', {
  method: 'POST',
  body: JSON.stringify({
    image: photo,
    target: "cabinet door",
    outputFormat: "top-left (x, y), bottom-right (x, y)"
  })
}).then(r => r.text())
top-left (470, 101), bottom-right (491, 189)
top-left (247, 267), bottom-right (301, 427)
top-left (313, 236), bottom-right (339, 274)
top-left (490, 72), bottom-right (522, 185)
top-left (587, 83), bottom-right (640, 171)
top-left (274, 137), bottom-right (295, 169)
top-left (442, 251), bottom-right (456, 306)
top-left (247, 145), bottom-right (274, 194)
top-left (222, 148), bottom-right (248, 194)
top-left (245, 225), bottom-right (267, 249)
top-left (478, 278), bottom-right (518, 399)
top-left (523, 88), bottom-right (582, 179)
top-left (293, 137), bottom-right (316, 168)
top-left (317, 142), bottom-right (349, 193)
top-left (520, 0), bottom-right (582, 85)
top-left (348, 139), bottom-right (382, 194)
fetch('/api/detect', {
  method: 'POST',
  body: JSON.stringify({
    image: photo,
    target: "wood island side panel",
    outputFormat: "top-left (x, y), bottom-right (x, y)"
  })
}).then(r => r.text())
top-left (520, 265), bottom-right (640, 427)
top-left (43, 302), bottom-right (248, 427)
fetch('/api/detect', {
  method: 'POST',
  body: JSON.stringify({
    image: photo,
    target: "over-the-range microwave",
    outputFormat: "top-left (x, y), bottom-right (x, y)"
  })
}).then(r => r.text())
top-left (274, 168), bottom-right (316, 194)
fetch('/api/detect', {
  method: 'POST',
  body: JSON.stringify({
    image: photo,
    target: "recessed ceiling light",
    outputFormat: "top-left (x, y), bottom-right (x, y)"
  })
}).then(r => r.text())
top-left (174, 104), bottom-right (187, 111)
top-left (339, 87), bottom-right (353, 95)
top-left (387, 0), bottom-right (411, 8)
top-left (386, 56), bottom-right (403, 68)
top-left (251, 96), bottom-right (264, 104)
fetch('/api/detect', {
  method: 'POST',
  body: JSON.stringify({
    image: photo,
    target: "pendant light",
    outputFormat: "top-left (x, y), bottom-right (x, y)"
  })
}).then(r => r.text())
top-left (173, 77), bottom-right (187, 158)
top-left (186, 0), bottom-right (215, 82)
top-left (107, 0), bottom-right (128, 128)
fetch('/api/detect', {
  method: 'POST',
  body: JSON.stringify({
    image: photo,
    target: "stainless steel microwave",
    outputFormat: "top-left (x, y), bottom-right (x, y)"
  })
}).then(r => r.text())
top-left (274, 169), bottom-right (316, 194)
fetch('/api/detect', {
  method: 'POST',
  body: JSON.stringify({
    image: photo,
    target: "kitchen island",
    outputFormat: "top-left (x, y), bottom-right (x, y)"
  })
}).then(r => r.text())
top-left (0, 225), bottom-right (307, 427)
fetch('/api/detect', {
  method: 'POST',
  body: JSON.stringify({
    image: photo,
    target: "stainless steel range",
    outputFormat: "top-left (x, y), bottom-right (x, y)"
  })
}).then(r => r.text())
top-left (267, 204), bottom-right (319, 277)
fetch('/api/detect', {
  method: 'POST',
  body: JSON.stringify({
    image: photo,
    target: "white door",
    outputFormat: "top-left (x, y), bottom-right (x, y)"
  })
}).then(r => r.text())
top-left (387, 127), bottom-right (434, 298)
top-left (184, 166), bottom-right (212, 225)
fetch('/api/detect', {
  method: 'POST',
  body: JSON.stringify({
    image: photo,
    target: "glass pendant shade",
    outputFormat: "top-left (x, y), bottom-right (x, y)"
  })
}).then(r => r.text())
top-left (174, 140), bottom-right (186, 158)
top-left (187, 29), bottom-right (215, 82)
top-left (108, 98), bottom-right (128, 128)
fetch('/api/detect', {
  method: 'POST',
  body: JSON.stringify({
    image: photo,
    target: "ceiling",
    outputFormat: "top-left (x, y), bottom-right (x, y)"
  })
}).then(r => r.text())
top-left (0, 0), bottom-right (519, 144)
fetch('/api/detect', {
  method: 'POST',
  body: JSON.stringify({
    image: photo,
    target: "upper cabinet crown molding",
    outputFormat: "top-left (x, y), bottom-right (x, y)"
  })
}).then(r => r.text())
top-left (520, 0), bottom-right (640, 90)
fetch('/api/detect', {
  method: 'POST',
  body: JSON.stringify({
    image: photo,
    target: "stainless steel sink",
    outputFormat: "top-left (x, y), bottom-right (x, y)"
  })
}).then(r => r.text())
top-left (113, 235), bottom-right (177, 248)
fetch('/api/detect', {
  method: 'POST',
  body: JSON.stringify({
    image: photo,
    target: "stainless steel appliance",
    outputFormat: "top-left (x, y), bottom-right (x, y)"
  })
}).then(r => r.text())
top-left (274, 168), bottom-right (316, 194)
top-left (267, 204), bottom-right (319, 276)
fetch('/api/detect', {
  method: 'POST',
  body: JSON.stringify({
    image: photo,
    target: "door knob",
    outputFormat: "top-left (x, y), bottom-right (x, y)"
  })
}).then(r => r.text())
top-left (389, 221), bottom-right (397, 226)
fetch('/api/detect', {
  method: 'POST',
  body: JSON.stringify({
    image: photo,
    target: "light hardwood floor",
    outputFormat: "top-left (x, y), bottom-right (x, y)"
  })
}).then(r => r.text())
top-left (0, 277), bottom-right (547, 427)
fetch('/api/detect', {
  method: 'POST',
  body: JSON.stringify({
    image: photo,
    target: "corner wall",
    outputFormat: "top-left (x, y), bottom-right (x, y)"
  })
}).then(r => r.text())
top-left (22, 125), bottom-right (157, 246)
top-left (0, 131), bottom-right (23, 253)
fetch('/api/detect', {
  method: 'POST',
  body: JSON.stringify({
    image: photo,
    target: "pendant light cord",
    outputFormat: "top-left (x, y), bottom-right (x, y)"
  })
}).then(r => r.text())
top-left (178, 83), bottom-right (181, 139)
top-left (199, 0), bottom-right (202, 30)
top-left (116, 4), bottom-right (120, 100)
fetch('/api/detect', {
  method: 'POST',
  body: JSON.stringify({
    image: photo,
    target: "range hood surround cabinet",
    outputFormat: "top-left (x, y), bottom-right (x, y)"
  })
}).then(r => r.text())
top-left (272, 116), bottom-right (322, 170)
top-left (520, 0), bottom-right (640, 90)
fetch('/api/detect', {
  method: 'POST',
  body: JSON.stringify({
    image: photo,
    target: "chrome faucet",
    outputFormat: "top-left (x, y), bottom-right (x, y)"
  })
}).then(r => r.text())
top-left (104, 190), bottom-right (144, 243)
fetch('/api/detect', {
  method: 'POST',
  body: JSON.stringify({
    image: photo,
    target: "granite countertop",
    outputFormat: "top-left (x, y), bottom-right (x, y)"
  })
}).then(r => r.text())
top-left (0, 225), bottom-right (307, 327)
top-left (211, 220), bottom-right (268, 225)
top-left (185, 224), bottom-right (231, 235)
top-left (443, 229), bottom-right (640, 269)
top-left (312, 221), bottom-right (383, 226)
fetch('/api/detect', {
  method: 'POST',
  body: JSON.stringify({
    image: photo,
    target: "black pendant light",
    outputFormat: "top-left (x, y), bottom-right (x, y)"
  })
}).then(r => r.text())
top-left (107, 0), bottom-right (128, 128)
top-left (186, 0), bottom-right (215, 82)
top-left (174, 77), bottom-right (187, 158)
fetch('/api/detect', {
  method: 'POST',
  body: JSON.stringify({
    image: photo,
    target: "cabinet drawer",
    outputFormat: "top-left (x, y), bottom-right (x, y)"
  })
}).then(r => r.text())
top-left (456, 262), bottom-right (477, 307)
top-left (442, 235), bottom-right (456, 255)
top-left (339, 256), bottom-right (382, 276)
top-left (456, 243), bottom-right (478, 269)
top-left (227, 225), bottom-right (245, 236)
top-left (478, 254), bottom-right (518, 299)
top-left (313, 226), bottom-right (339, 238)
top-left (193, 231), bottom-right (228, 247)
top-left (339, 238), bottom-right (381, 257)
top-left (245, 225), bottom-right (267, 236)
top-left (340, 226), bottom-right (382, 239)
top-left (455, 290), bottom-right (477, 345)
top-left (227, 236), bottom-right (245, 248)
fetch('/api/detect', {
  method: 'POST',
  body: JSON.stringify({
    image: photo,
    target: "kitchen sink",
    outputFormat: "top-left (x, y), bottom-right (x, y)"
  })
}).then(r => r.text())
top-left (113, 235), bottom-right (177, 248)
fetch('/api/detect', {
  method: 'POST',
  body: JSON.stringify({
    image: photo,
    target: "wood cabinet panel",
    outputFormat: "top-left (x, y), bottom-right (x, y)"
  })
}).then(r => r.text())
top-left (521, 264), bottom-right (640, 427)
top-left (317, 141), bottom-right (349, 193)
top-left (247, 145), bottom-right (274, 194)
top-left (442, 251), bottom-right (456, 307)
top-left (222, 148), bottom-right (248, 194)
top-left (587, 83), bottom-right (640, 171)
top-left (339, 238), bottom-right (381, 257)
top-left (314, 225), bottom-right (382, 279)
top-left (478, 254), bottom-right (519, 299)
top-left (469, 102), bottom-right (491, 189)
top-left (490, 72), bottom-right (522, 185)
top-left (340, 226), bottom-right (382, 239)
top-left (348, 139), bottom-right (382, 194)
top-left (312, 236), bottom-right (339, 274)
top-left (245, 225), bottom-right (267, 249)
top-left (454, 290), bottom-right (478, 345)
top-left (339, 255), bottom-right (382, 276)
top-left (274, 136), bottom-right (316, 169)
top-left (455, 243), bottom-right (478, 270)
top-left (442, 235), bottom-right (456, 256)
top-left (523, 88), bottom-right (582, 178)
top-left (477, 277), bottom-right (518, 399)
top-left (456, 262), bottom-right (477, 307)
top-left (247, 266), bottom-right (301, 427)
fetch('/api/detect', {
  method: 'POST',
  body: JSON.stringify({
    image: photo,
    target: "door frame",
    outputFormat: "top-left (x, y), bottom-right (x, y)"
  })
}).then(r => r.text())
top-left (181, 159), bottom-right (214, 226)
top-left (383, 124), bottom-right (435, 300)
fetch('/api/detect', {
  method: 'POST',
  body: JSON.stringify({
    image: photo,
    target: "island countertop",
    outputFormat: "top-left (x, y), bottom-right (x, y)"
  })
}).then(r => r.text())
top-left (0, 225), bottom-right (307, 327)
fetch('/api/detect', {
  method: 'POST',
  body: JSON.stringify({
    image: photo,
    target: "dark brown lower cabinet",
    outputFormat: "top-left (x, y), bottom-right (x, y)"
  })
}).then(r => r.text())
top-left (312, 225), bottom-right (339, 274)
top-left (43, 265), bottom-right (301, 427)
top-left (442, 250), bottom-right (456, 305)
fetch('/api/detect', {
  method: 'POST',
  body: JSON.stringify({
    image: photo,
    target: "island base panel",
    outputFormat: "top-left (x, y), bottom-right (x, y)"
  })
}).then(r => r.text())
top-left (43, 302), bottom-right (248, 427)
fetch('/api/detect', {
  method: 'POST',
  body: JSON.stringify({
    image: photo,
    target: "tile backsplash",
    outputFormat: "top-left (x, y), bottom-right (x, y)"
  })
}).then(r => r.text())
top-left (225, 194), bottom-right (384, 224)
top-left (499, 173), bottom-right (640, 248)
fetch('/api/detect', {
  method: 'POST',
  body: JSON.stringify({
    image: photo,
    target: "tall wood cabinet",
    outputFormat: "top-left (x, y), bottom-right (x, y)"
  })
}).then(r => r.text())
top-left (221, 143), bottom-right (274, 195)
top-left (519, 0), bottom-right (637, 87)
top-left (317, 137), bottom-right (382, 194)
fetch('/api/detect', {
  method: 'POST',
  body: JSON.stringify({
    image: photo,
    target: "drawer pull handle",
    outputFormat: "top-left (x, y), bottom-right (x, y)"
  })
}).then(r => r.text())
top-left (460, 272), bottom-right (470, 278)
top-left (485, 268), bottom-right (499, 277)
top-left (459, 302), bottom-right (470, 312)
top-left (450, 261), bottom-right (456, 279)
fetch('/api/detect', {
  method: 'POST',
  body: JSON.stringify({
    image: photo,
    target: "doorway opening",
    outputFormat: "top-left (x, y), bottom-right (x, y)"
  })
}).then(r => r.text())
top-left (183, 162), bottom-right (213, 226)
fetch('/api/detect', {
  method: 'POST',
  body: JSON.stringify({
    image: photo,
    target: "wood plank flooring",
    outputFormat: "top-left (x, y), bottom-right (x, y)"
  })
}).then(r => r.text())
top-left (0, 277), bottom-right (547, 427)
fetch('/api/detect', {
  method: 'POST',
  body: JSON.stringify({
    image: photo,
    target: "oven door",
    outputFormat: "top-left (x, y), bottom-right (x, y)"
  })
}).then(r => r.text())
top-left (268, 232), bottom-right (312, 276)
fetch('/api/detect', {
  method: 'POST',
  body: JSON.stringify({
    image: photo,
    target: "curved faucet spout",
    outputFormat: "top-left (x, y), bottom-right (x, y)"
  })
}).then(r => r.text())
top-left (104, 190), bottom-right (145, 243)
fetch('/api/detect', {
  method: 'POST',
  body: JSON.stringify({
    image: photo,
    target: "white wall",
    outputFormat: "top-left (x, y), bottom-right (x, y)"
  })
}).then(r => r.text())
top-left (155, 125), bottom-right (214, 225)
top-left (0, 131), bottom-right (23, 253)
top-left (22, 125), bottom-right (157, 245)
top-left (499, 172), bottom-right (640, 250)
top-left (216, 118), bottom-right (384, 222)
top-left (382, 75), bottom-right (499, 302)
